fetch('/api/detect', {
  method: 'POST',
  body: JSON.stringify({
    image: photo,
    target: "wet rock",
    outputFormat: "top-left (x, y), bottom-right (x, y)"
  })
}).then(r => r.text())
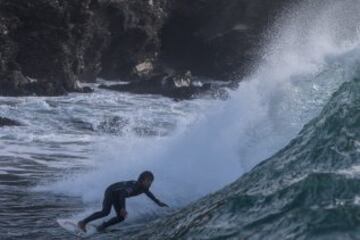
top-left (99, 70), bottom-right (212, 100)
top-left (72, 81), bottom-right (94, 93)
top-left (0, 0), bottom-right (295, 96)
top-left (0, 117), bottom-right (21, 127)
top-left (134, 60), bottom-right (155, 78)
top-left (98, 0), bottom-right (169, 81)
top-left (80, 86), bottom-right (94, 93)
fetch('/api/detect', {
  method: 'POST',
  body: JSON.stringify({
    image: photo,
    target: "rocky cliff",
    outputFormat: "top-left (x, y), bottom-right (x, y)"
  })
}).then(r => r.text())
top-left (0, 0), bottom-right (292, 97)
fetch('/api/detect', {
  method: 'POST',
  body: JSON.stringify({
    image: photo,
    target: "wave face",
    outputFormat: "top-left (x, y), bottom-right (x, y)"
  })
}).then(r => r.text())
top-left (129, 73), bottom-right (360, 240)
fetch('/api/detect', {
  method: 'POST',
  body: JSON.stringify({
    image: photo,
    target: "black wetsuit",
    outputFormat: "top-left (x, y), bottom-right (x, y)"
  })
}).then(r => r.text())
top-left (82, 180), bottom-right (162, 230)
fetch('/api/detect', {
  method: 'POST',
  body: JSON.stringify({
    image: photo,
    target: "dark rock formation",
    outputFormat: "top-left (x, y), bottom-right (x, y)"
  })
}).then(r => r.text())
top-left (0, 0), bottom-right (108, 96)
top-left (99, 70), bottom-right (214, 99)
top-left (0, 117), bottom-right (21, 126)
top-left (98, 0), bottom-right (169, 81)
top-left (0, 0), bottom-right (294, 97)
top-left (161, 0), bottom-right (291, 80)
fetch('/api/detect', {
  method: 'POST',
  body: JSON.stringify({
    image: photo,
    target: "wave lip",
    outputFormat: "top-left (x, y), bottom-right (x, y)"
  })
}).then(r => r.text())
top-left (127, 75), bottom-right (360, 239)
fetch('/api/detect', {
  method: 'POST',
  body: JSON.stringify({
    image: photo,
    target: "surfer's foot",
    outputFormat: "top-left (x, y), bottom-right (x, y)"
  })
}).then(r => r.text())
top-left (78, 221), bottom-right (87, 233)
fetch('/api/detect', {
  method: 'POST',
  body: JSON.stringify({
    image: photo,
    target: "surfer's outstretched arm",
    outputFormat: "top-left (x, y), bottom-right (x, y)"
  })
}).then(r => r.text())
top-left (145, 190), bottom-right (169, 207)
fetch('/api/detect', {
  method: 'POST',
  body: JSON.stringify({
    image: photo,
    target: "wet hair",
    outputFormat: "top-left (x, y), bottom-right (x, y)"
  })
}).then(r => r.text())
top-left (138, 171), bottom-right (154, 182)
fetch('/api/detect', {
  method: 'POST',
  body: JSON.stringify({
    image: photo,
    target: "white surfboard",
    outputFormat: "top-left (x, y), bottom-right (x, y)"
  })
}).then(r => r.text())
top-left (57, 219), bottom-right (98, 238)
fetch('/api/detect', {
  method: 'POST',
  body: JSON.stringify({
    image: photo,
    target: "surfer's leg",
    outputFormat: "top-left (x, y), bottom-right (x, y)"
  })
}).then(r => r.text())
top-left (97, 216), bottom-right (125, 231)
top-left (81, 190), bottom-right (112, 225)
top-left (97, 193), bottom-right (126, 231)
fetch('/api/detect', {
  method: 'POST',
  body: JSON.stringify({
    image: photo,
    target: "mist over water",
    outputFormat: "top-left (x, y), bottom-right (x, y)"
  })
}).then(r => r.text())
top-left (37, 0), bottom-right (360, 222)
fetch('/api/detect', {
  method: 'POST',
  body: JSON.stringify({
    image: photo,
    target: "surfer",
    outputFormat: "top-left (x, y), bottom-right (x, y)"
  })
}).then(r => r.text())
top-left (78, 171), bottom-right (169, 232)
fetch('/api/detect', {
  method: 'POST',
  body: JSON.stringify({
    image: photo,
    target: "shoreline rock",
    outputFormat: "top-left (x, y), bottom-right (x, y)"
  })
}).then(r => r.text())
top-left (99, 70), bottom-right (212, 100)
top-left (0, 0), bottom-right (294, 98)
top-left (0, 117), bottom-right (21, 127)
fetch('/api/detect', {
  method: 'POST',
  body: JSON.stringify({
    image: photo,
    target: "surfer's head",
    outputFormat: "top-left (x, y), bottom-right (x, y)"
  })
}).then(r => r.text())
top-left (138, 171), bottom-right (154, 189)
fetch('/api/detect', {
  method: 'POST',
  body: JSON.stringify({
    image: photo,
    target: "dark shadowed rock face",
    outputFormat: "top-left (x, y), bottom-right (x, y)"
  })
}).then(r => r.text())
top-left (161, 0), bottom-right (291, 80)
top-left (0, 0), bottom-right (108, 96)
top-left (0, 0), bottom-right (169, 96)
top-left (0, 0), bottom-right (294, 97)
top-left (98, 0), bottom-right (169, 81)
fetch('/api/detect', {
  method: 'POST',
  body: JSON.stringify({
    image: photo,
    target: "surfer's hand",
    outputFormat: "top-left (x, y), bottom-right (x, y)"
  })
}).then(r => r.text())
top-left (158, 202), bottom-right (169, 207)
top-left (118, 209), bottom-right (128, 218)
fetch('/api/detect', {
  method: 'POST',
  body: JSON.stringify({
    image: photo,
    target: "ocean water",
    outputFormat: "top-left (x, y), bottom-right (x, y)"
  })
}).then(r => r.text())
top-left (1, 0), bottom-right (360, 239)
